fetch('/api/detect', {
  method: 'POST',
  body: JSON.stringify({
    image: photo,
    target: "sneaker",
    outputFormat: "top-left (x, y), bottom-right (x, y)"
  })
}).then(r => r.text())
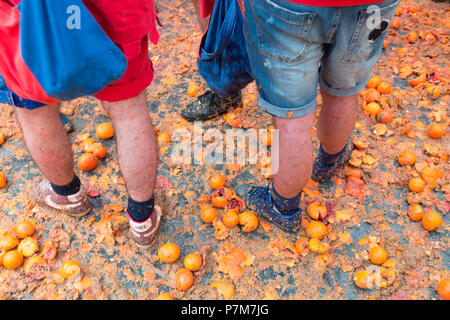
top-left (236, 184), bottom-right (302, 233)
top-left (126, 205), bottom-right (162, 248)
top-left (31, 178), bottom-right (92, 217)
top-left (311, 138), bottom-right (354, 184)
top-left (59, 113), bottom-right (73, 133)
top-left (181, 90), bottom-right (242, 122)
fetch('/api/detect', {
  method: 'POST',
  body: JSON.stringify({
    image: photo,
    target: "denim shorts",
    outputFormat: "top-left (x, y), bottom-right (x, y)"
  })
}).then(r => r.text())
top-left (0, 75), bottom-right (45, 109)
top-left (243, 0), bottom-right (400, 118)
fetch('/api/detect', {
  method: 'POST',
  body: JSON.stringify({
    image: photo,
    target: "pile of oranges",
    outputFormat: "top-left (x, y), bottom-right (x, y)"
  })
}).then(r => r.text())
top-left (77, 123), bottom-right (113, 172)
top-left (354, 243), bottom-right (395, 290)
top-left (199, 172), bottom-right (259, 233)
top-left (157, 242), bottom-right (204, 294)
top-left (0, 221), bottom-right (60, 279)
top-left (407, 204), bottom-right (443, 232)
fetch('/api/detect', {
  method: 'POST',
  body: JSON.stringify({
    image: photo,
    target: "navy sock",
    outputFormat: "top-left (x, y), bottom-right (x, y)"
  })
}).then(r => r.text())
top-left (271, 186), bottom-right (301, 215)
top-left (127, 196), bottom-right (154, 222)
top-left (51, 175), bottom-right (81, 196)
top-left (318, 143), bottom-right (347, 165)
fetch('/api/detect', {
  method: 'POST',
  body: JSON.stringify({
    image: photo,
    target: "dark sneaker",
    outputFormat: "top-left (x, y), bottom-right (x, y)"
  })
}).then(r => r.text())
top-left (181, 90), bottom-right (242, 121)
top-left (59, 113), bottom-right (73, 133)
top-left (311, 138), bottom-right (354, 184)
top-left (236, 184), bottom-right (302, 233)
top-left (31, 178), bottom-right (92, 217)
top-left (126, 205), bottom-right (162, 248)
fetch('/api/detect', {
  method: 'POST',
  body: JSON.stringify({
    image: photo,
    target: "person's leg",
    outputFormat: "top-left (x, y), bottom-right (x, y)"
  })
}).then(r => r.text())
top-left (15, 103), bottom-right (91, 216)
top-left (312, 0), bottom-right (400, 183)
top-left (236, 0), bottom-right (329, 232)
top-left (317, 91), bottom-right (357, 155)
top-left (15, 104), bottom-right (75, 186)
top-left (101, 90), bottom-right (157, 203)
top-left (272, 113), bottom-right (316, 198)
top-left (181, 0), bottom-right (243, 122)
top-left (101, 90), bottom-right (161, 247)
top-left (190, 0), bottom-right (209, 33)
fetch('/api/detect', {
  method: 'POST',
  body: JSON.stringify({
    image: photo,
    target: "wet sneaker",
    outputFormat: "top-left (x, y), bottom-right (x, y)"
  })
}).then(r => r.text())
top-left (236, 184), bottom-right (302, 233)
top-left (31, 178), bottom-right (92, 217)
top-left (181, 90), bottom-right (242, 122)
top-left (126, 205), bottom-right (162, 248)
top-left (311, 139), bottom-right (354, 184)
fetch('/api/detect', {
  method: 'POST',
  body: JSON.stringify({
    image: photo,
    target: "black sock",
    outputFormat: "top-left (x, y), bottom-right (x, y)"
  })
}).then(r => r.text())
top-left (318, 143), bottom-right (347, 165)
top-left (50, 175), bottom-right (81, 196)
top-left (127, 196), bottom-right (154, 222)
top-left (271, 186), bottom-right (301, 215)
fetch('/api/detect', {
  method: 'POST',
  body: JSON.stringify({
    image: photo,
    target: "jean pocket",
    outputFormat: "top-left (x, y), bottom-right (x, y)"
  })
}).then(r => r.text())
top-left (343, 0), bottom-right (399, 63)
top-left (249, 0), bottom-right (316, 62)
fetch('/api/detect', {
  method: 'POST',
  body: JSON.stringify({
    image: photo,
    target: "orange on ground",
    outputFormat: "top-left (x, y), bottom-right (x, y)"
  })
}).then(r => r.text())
top-left (432, 88), bottom-right (440, 98)
top-left (96, 122), bottom-right (114, 139)
top-left (367, 75), bottom-right (382, 88)
top-left (92, 143), bottom-right (107, 159)
top-left (354, 270), bottom-right (374, 289)
top-left (222, 210), bottom-right (239, 228)
top-left (397, 150), bottom-right (416, 166)
top-left (2, 250), bottom-right (23, 269)
top-left (184, 253), bottom-right (202, 272)
top-left (60, 259), bottom-right (81, 279)
top-left (390, 17), bottom-right (400, 29)
top-left (155, 293), bottom-right (174, 300)
top-left (0, 233), bottom-right (19, 251)
top-left (0, 171), bottom-right (6, 188)
top-left (437, 278), bottom-right (450, 300)
top-left (346, 168), bottom-right (364, 179)
top-left (23, 255), bottom-right (46, 276)
top-left (364, 102), bottom-right (381, 117)
top-left (83, 138), bottom-right (96, 153)
top-left (15, 221), bottom-right (35, 238)
top-left (209, 172), bottom-right (226, 190)
top-left (406, 31), bottom-right (418, 43)
top-left (17, 237), bottom-right (39, 257)
top-left (239, 211), bottom-right (259, 232)
top-left (427, 123), bottom-right (445, 139)
top-left (362, 88), bottom-right (380, 103)
top-left (421, 211), bottom-right (442, 231)
top-left (0, 132), bottom-right (4, 145)
top-left (157, 132), bottom-right (172, 144)
top-left (408, 177), bottom-right (425, 193)
top-left (200, 207), bottom-right (217, 223)
top-left (369, 246), bottom-right (388, 265)
top-left (211, 193), bottom-right (228, 208)
top-left (376, 110), bottom-right (393, 123)
top-left (77, 153), bottom-right (98, 171)
top-left (407, 204), bottom-right (424, 222)
top-left (377, 82), bottom-right (392, 94)
top-left (175, 268), bottom-right (194, 291)
top-left (158, 243), bottom-right (180, 263)
top-left (306, 202), bottom-right (327, 220)
top-left (187, 81), bottom-right (199, 97)
top-left (306, 221), bottom-right (327, 240)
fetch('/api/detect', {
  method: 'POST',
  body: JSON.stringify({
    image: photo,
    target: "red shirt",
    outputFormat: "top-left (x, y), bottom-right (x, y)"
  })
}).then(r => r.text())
top-left (199, 0), bottom-right (385, 18)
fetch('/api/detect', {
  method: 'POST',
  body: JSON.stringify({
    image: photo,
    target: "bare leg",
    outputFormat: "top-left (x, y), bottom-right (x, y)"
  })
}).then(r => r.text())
top-left (101, 90), bottom-right (157, 202)
top-left (317, 89), bottom-right (357, 154)
top-left (272, 112), bottom-right (316, 198)
top-left (14, 103), bottom-right (75, 186)
top-left (191, 0), bottom-right (209, 33)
